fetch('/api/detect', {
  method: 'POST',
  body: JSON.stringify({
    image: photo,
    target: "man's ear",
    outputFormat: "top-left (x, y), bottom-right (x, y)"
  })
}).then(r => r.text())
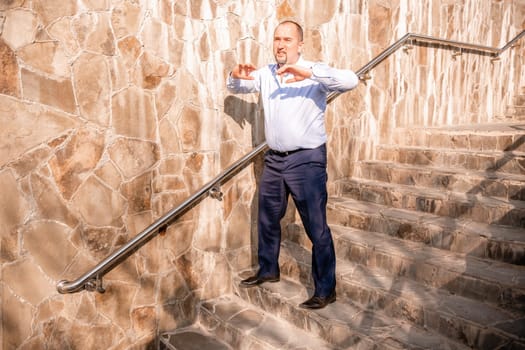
top-left (298, 40), bottom-right (304, 54)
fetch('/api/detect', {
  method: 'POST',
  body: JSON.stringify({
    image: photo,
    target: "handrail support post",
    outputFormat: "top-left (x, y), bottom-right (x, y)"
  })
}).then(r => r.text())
top-left (209, 185), bottom-right (223, 201)
top-left (85, 275), bottom-right (106, 293)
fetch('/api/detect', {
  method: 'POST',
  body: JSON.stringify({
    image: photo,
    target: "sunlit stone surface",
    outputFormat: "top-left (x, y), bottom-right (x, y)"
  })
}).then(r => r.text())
top-left (0, 0), bottom-right (523, 348)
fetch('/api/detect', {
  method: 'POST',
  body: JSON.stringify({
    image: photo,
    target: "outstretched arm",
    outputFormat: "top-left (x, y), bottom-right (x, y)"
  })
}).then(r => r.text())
top-left (227, 63), bottom-right (260, 93)
top-left (276, 63), bottom-right (358, 92)
top-left (276, 64), bottom-right (312, 83)
top-left (231, 64), bottom-right (257, 80)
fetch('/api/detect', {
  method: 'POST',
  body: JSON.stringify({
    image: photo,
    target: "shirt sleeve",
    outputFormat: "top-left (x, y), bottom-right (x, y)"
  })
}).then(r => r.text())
top-left (310, 63), bottom-right (359, 93)
top-left (226, 71), bottom-right (260, 94)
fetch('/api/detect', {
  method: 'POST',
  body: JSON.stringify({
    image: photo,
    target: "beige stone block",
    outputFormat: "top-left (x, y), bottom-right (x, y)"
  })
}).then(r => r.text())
top-left (108, 56), bottom-right (129, 91)
top-left (18, 335), bottom-right (46, 350)
top-left (23, 221), bottom-right (77, 280)
top-left (155, 79), bottom-right (178, 118)
top-left (9, 147), bottom-right (51, 179)
top-left (79, 226), bottom-right (123, 259)
top-left (95, 160), bottom-right (123, 190)
top-left (368, 1), bottom-right (393, 49)
top-left (201, 254), bottom-right (231, 299)
top-left (49, 128), bottom-right (105, 200)
top-left (0, 169), bottom-right (30, 260)
top-left (71, 176), bottom-right (125, 227)
top-left (73, 12), bottom-right (115, 55)
top-left (159, 155), bottom-right (186, 175)
top-left (174, 69), bottom-right (200, 103)
top-left (131, 306), bottom-right (156, 337)
top-left (36, 298), bottom-right (65, 324)
top-left (158, 268), bottom-right (190, 303)
top-left (95, 280), bottom-right (136, 330)
top-left (133, 274), bottom-right (157, 306)
top-left (21, 68), bottom-right (77, 114)
top-left (18, 41), bottom-right (70, 77)
top-left (108, 138), bottom-right (159, 179)
top-left (158, 303), bottom-right (185, 332)
top-left (226, 245), bottom-right (254, 271)
top-left (47, 18), bottom-right (80, 57)
top-left (33, 0), bottom-right (77, 25)
top-left (117, 35), bottom-right (142, 68)
top-left (0, 0), bottom-right (24, 10)
top-left (133, 51), bottom-right (171, 89)
top-left (69, 323), bottom-right (119, 349)
top-left (1, 8), bottom-right (37, 49)
top-left (157, 0), bottom-right (174, 24)
top-left (111, 0), bottom-right (143, 39)
top-left (1, 229), bottom-right (18, 263)
top-left (0, 96), bottom-right (79, 166)
top-left (159, 118), bottom-right (183, 155)
top-left (82, 0), bottom-right (110, 10)
top-left (111, 87), bottom-right (157, 141)
top-left (2, 258), bottom-right (56, 305)
top-left (141, 17), bottom-right (172, 61)
top-left (105, 254), bottom-right (141, 284)
top-left (136, 239), bottom-right (172, 275)
top-left (121, 172), bottom-right (153, 215)
top-left (30, 173), bottom-right (79, 228)
top-left (152, 191), bottom-right (192, 217)
top-left (225, 203), bottom-right (251, 249)
top-left (162, 220), bottom-right (196, 259)
top-left (126, 211), bottom-right (153, 237)
top-left (189, 0), bottom-right (217, 20)
top-left (40, 316), bottom-right (72, 349)
top-left (198, 31), bottom-right (210, 61)
top-left (2, 285), bottom-right (33, 349)
top-left (73, 53), bottom-right (111, 126)
top-left (179, 105), bottom-right (203, 151)
top-left (0, 38), bottom-right (20, 97)
top-left (59, 249), bottom-right (95, 283)
top-left (153, 175), bottom-right (186, 193)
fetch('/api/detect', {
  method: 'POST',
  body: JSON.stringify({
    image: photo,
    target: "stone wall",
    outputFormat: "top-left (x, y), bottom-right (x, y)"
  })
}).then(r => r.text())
top-left (0, 0), bottom-right (523, 348)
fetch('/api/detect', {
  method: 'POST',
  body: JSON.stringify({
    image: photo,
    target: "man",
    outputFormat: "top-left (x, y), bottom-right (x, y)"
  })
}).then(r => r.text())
top-left (227, 20), bottom-right (359, 309)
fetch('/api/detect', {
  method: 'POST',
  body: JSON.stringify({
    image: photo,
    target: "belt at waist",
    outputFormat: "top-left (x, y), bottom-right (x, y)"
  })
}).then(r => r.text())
top-left (268, 148), bottom-right (304, 157)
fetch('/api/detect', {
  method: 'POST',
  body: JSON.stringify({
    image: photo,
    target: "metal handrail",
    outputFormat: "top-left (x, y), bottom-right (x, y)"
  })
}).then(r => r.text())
top-left (328, 31), bottom-right (525, 103)
top-left (57, 30), bottom-right (524, 294)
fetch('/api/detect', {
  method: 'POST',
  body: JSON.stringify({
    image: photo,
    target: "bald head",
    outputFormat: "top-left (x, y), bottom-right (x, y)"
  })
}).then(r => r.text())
top-left (273, 20), bottom-right (304, 66)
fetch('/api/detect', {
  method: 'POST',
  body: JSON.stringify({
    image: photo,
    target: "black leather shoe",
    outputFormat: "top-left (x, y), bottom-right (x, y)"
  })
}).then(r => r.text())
top-left (299, 291), bottom-right (336, 309)
top-left (239, 274), bottom-right (280, 288)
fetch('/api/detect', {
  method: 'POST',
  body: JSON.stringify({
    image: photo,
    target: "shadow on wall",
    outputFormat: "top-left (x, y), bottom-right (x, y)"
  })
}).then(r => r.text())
top-left (223, 95), bottom-right (260, 139)
top-left (223, 94), bottom-right (266, 271)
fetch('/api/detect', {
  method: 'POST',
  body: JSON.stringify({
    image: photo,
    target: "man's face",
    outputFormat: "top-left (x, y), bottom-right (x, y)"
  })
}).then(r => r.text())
top-left (273, 22), bottom-right (303, 66)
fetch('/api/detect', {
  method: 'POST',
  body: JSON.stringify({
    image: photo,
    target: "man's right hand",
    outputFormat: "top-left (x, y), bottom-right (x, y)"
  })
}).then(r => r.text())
top-left (231, 64), bottom-right (256, 80)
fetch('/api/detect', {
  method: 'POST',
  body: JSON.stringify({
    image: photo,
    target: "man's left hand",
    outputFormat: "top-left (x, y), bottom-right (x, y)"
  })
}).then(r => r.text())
top-left (276, 64), bottom-right (313, 83)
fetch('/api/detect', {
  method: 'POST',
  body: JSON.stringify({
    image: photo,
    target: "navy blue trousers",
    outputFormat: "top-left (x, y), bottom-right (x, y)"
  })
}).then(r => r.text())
top-left (257, 144), bottom-right (336, 297)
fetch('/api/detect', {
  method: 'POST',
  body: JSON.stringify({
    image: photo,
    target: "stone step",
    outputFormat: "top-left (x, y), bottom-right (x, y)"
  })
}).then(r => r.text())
top-left (284, 223), bottom-right (525, 310)
top-left (376, 145), bottom-right (525, 175)
top-left (232, 273), bottom-right (470, 350)
top-left (278, 239), bottom-right (525, 349)
top-left (513, 94), bottom-right (525, 106)
top-left (160, 325), bottom-right (233, 350)
top-left (325, 196), bottom-right (525, 265)
top-left (496, 112), bottom-right (525, 122)
top-left (391, 122), bottom-right (525, 152)
top-left (507, 106), bottom-right (525, 117)
top-left (196, 295), bottom-right (335, 350)
top-left (353, 160), bottom-right (525, 201)
top-left (335, 177), bottom-right (525, 227)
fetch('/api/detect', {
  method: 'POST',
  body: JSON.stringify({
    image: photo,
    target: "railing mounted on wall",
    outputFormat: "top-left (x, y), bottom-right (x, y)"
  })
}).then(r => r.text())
top-left (57, 30), bottom-right (524, 294)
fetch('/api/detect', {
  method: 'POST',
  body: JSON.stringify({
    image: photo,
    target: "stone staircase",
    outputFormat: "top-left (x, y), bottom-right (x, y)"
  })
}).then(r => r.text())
top-left (160, 92), bottom-right (525, 349)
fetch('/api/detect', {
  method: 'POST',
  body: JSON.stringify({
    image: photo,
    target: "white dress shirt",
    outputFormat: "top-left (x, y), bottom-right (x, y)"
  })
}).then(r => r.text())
top-left (227, 57), bottom-right (359, 152)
